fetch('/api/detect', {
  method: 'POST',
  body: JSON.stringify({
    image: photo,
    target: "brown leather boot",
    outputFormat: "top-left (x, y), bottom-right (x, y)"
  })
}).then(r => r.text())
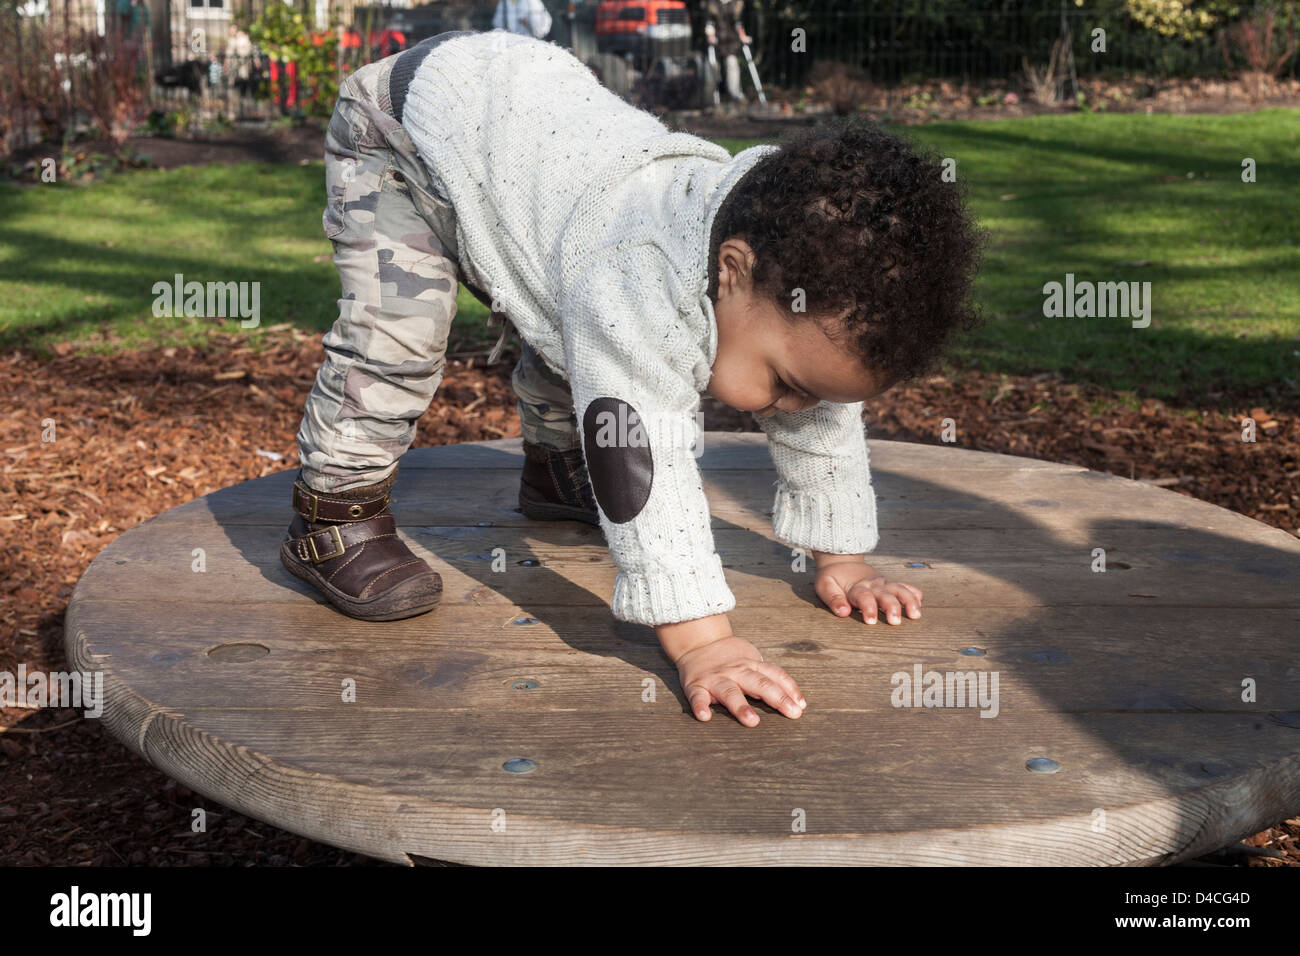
top-left (518, 440), bottom-right (601, 527)
top-left (280, 469), bottom-right (443, 621)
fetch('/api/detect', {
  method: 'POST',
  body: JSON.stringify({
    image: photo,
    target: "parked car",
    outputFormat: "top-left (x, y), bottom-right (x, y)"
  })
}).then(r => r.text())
top-left (594, 0), bottom-right (691, 60)
top-left (588, 0), bottom-right (712, 109)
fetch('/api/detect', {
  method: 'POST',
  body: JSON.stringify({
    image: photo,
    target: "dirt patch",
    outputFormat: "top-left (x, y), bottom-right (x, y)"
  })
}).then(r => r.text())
top-left (5, 119), bottom-right (329, 182)
top-left (2, 327), bottom-right (1296, 865)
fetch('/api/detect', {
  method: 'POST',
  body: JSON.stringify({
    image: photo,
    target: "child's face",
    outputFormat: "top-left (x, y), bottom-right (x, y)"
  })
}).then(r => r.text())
top-left (706, 238), bottom-right (891, 417)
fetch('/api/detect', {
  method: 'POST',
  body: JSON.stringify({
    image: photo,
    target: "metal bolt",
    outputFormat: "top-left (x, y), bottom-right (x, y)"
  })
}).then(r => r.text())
top-left (1026, 757), bottom-right (1060, 774)
top-left (959, 647), bottom-right (986, 657)
top-left (510, 679), bottom-right (539, 690)
top-left (517, 559), bottom-right (540, 567)
top-left (503, 758), bottom-right (536, 774)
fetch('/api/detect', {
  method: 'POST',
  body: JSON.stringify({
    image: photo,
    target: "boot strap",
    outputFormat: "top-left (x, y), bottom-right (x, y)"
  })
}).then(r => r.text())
top-left (292, 480), bottom-right (391, 523)
top-left (294, 512), bottom-right (397, 564)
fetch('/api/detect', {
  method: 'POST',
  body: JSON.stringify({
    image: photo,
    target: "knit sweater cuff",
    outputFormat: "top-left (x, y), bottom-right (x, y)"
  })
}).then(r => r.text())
top-left (771, 470), bottom-right (879, 556)
top-left (611, 552), bottom-right (737, 627)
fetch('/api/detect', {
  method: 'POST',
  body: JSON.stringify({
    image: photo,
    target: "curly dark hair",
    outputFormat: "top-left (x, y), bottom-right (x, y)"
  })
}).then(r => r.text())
top-left (707, 115), bottom-right (988, 385)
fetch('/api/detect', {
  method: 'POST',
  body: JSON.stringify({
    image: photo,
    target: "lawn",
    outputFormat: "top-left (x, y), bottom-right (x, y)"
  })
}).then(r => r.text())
top-left (2, 108), bottom-right (1297, 405)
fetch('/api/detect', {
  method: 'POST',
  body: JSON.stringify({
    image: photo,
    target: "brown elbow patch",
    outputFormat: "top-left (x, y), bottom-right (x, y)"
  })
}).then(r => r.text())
top-left (582, 397), bottom-right (654, 523)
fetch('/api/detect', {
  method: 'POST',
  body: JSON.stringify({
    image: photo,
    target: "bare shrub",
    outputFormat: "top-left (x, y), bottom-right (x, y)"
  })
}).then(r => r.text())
top-left (78, 27), bottom-right (150, 147)
top-left (1218, 8), bottom-right (1298, 104)
top-left (0, 13), bottom-right (72, 154)
top-left (0, 11), bottom-right (149, 157)
top-left (1021, 37), bottom-right (1070, 105)
top-left (809, 61), bottom-right (874, 116)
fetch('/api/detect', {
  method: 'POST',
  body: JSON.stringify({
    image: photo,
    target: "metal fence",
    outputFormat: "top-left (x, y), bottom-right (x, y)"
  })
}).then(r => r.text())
top-left (3, 0), bottom-right (1297, 157)
top-left (748, 1), bottom-right (1300, 92)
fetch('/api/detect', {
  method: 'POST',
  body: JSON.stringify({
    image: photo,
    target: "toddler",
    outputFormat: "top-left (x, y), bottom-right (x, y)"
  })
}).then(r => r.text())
top-left (282, 29), bottom-right (985, 727)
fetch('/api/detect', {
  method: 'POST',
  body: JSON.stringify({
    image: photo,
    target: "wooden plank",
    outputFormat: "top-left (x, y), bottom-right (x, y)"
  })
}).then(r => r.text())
top-left (73, 522), bottom-right (1300, 608)
top-left (387, 435), bottom-right (1087, 473)
top-left (66, 599), bottom-right (1300, 715)
top-left (60, 659), bottom-right (1300, 865)
top-left (64, 435), bottom-right (1300, 866)
top-left (140, 462), bottom-right (1284, 544)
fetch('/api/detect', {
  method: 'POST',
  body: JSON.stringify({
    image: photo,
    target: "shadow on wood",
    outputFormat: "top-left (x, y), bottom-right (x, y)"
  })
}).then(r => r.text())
top-left (65, 435), bottom-right (1300, 865)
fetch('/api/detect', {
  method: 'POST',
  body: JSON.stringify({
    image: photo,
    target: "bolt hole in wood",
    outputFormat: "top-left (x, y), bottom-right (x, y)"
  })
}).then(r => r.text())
top-left (64, 436), bottom-right (1300, 865)
top-left (206, 643), bottom-right (270, 662)
top-left (508, 679), bottom-right (540, 690)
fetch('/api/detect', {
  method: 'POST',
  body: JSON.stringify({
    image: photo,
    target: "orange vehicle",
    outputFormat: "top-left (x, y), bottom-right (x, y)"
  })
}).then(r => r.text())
top-left (594, 0), bottom-right (692, 60)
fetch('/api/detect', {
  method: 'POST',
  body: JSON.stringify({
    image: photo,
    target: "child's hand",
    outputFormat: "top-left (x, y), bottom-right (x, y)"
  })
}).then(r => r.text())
top-left (674, 635), bottom-right (806, 727)
top-left (814, 555), bottom-right (923, 625)
top-left (656, 614), bottom-right (805, 727)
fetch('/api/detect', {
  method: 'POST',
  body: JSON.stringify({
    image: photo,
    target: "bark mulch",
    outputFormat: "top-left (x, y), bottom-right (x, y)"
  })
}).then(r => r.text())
top-left (2, 327), bottom-right (1296, 866)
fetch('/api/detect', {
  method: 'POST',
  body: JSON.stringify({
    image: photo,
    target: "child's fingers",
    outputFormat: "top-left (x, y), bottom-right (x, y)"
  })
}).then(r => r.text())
top-left (848, 586), bottom-right (879, 624)
top-left (748, 664), bottom-right (806, 717)
top-left (757, 662), bottom-right (807, 710)
top-left (713, 678), bottom-right (760, 726)
top-left (874, 589), bottom-right (904, 625)
top-left (892, 583), bottom-right (923, 619)
top-left (897, 582), bottom-right (925, 605)
top-left (816, 576), bottom-right (853, 617)
top-left (687, 685), bottom-right (716, 721)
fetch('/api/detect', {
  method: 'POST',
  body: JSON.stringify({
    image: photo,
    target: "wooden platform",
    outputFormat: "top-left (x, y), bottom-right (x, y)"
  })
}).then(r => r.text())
top-left (65, 435), bottom-right (1300, 865)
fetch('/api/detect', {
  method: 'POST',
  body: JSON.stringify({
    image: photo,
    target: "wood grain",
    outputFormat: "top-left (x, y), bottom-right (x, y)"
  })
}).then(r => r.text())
top-left (65, 436), bottom-right (1300, 866)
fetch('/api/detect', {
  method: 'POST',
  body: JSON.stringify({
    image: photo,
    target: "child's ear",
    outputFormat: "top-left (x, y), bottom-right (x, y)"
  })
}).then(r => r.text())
top-left (716, 238), bottom-right (754, 295)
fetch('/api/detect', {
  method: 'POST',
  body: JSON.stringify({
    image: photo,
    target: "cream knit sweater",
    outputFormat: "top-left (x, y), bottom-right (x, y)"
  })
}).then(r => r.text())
top-left (403, 30), bottom-right (878, 626)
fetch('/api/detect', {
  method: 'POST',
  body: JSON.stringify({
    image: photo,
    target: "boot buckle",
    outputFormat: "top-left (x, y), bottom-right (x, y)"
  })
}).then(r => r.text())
top-left (308, 525), bottom-right (346, 563)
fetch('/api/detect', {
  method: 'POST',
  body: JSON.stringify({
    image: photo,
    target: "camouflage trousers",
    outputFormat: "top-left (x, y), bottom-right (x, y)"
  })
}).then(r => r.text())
top-left (295, 43), bottom-right (580, 494)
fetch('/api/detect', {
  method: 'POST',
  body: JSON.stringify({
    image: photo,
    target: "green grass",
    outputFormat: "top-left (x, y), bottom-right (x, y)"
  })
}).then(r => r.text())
top-left (0, 162), bottom-right (496, 354)
top-left (732, 110), bottom-right (1300, 405)
top-left (3, 109), bottom-right (1298, 404)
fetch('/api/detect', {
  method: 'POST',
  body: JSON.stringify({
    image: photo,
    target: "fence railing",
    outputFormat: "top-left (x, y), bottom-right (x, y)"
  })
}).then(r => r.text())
top-left (739, 1), bottom-right (1299, 93)
top-left (3, 0), bottom-right (1298, 158)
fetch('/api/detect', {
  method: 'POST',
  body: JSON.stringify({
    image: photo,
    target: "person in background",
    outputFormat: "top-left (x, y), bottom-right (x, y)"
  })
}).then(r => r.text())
top-left (113, 0), bottom-right (148, 59)
top-left (705, 0), bottom-right (749, 107)
top-left (227, 23), bottom-right (254, 95)
top-left (494, 0), bottom-right (553, 39)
